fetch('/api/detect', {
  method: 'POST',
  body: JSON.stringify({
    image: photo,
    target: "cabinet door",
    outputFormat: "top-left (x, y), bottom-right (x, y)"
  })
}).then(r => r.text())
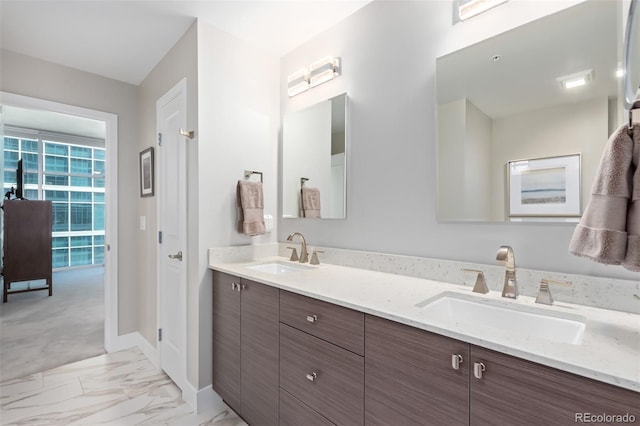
top-left (280, 323), bottom-right (364, 425)
top-left (365, 315), bottom-right (470, 426)
top-left (280, 388), bottom-right (335, 426)
top-left (241, 278), bottom-right (280, 426)
top-left (470, 346), bottom-right (640, 426)
top-left (212, 271), bottom-right (241, 412)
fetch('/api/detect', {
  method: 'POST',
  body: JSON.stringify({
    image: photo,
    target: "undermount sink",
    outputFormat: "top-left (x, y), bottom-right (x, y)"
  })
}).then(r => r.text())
top-left (416, 292), bottom-right (586, 344)
top-left (245, 261), bottom-right (314, 274)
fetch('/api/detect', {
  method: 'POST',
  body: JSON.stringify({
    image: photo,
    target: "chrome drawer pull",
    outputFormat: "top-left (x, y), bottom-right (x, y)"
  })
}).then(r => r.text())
top-left (306, 372), bottom-right (318, 382)
top-left (451, 354), bottom-right (463, 370)
top-left (306, 315), bottom-right (318, 323)
top-left (473, 362), bottom-right (486, 379)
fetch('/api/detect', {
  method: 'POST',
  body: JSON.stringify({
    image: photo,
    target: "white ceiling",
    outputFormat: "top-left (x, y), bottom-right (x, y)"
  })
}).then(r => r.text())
top-left (1, 1), bottom-right (370, 137)
top-left (436, 0), bottom-right (619, 119)
top-left (0, 0), bottom-right (372, 86)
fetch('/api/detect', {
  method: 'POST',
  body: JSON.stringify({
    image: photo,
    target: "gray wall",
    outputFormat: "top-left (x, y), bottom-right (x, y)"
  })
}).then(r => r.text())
top-left (0, 49), bottom-right (142, 333)
top-left (279, 0), bottom-right (637, 281)
top-left (196, 21), bottom-right (279, 387)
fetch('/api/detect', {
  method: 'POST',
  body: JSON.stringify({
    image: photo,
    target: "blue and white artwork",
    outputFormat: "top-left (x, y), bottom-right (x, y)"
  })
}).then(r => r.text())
top-left (520, 167), bottom-right (566, 205)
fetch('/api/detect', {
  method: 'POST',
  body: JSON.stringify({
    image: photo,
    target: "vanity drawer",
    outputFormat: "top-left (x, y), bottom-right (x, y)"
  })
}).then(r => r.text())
top-left (279, 388), bottom-right (335, 426)
top-left (280, 323), bottom-right (364, 426)
top-left (279, 290), bottom-right (364, 355)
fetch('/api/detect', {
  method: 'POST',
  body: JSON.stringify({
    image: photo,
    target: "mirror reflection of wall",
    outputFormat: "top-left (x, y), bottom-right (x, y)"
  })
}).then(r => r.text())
top-left (282, 93), bottom-right (347, 219)
top-left (436, 0), bottom-right (618, 223)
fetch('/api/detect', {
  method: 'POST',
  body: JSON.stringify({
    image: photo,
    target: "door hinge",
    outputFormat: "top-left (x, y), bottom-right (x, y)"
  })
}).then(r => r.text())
top-left (158, 328), bottom-right (162, 342)
top-left (158, 132), bottom-right (163, 146)
top-left (158, 231), bottom-right (163, 244)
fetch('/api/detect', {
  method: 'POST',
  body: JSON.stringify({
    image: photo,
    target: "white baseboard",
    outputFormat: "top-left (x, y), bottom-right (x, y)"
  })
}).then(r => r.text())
top-left (182, 384), bottom-right (221, 413)
top-left (106, 332), bottom-right (159, 368)
top-left (135, 333), bottom-right (159, 368)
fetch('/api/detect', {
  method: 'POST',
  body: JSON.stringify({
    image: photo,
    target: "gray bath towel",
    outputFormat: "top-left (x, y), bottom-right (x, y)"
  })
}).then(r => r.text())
top-left (236, 180), bottom-right (265, 236)
top-left (569, 123), bottom-right (640, 271)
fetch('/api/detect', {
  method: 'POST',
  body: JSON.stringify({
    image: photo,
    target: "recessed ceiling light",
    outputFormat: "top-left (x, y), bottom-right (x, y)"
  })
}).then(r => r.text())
top-left (558, 69), bottom-right (593, 90)
top-left (491, 55), bottom-right (501, 62)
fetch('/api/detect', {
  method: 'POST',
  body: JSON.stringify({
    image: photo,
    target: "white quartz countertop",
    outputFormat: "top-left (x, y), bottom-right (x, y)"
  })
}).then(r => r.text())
top-left (209, 256), bottom-right (640, 392)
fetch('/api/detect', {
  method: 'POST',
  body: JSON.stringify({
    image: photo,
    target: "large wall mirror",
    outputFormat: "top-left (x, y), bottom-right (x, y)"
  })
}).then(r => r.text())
top-left (436, 0), bottom-right (620, 222)
top-left (625, 0), bottom-right (640, 109)
top-left (282, 93), bottom-right (347, 219)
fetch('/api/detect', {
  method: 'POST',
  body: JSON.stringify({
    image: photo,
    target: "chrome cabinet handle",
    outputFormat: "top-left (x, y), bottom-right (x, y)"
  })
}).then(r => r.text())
top-left (451, 354), bottom-right (464, 370)
top-left (231, 282), bottom-right (242, 292)
top-left (168, 251), bottom-right (183, 261)
top-left (473, 362), bottom-right (486, 379)
top-left (306, 315), bottom-right (318, 323)
top-left (306, 372), bottom-right (318, 382)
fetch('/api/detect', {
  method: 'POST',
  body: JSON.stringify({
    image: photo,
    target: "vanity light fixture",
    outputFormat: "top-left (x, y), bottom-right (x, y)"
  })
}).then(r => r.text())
top-left (456, 0), bottom-right (508, 22)
top-left (558, 69), bottom-right (593, 90)
top-left (287, 56), bottom-right (341, 97)
top-left (287, 68), bottom-right (310, 97)
top-left (309, 56), bottom-right (341, 88)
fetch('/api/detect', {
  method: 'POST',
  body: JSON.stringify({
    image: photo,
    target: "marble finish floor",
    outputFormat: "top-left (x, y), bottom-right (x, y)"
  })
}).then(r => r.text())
top-left (0, 348), bottom-right (246, 426)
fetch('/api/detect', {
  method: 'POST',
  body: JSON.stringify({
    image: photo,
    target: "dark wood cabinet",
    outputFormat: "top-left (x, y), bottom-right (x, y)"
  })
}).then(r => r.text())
top-left (470, 346), bottom-right (640, 426)
top-left (280, 323), bottom-right (364, 426)
top-left (212, 272), bottom-right (639, 426)
top-left (240, 278), bottom-right (279, 426)
top-left (212, 271), bottom-right (279, 425)
top-left (363, 313), bottom-right (639, 426)
top-left (365, 314), bottom-right (470, 426)
top-left (212, 271), bottom-right (241, 412)
top-left (2, 200), bottom-right (53, 302)
top-left (279, 383), bottom-right (335, 426)
top-left (280, 290), bottom-right (364, 356)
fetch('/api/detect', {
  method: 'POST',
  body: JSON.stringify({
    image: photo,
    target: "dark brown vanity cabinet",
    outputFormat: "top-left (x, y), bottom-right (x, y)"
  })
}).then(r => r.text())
top-left (212, 271), bottom-right (279, 426)
top-left (365, 314), bottom-right (640, 426)
top-left (279, 290), bottom-right (365, 426)
top-left (470, 346), bottom-right (640, 426)
top-left (365, 314), bottom-right (470, 425)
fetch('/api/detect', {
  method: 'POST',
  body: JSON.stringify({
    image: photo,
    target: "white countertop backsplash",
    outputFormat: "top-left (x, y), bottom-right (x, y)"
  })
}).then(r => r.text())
top-left (208, 243), bottom-right (640, 392)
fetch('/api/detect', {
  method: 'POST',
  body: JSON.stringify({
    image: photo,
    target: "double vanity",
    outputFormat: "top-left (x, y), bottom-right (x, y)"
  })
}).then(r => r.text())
top-left (209, 245), bottom-right (639, 426)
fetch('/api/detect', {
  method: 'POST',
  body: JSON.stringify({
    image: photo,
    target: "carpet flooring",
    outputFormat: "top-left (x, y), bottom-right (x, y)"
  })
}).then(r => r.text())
top-left (0, 267), bottom-right (105, 383)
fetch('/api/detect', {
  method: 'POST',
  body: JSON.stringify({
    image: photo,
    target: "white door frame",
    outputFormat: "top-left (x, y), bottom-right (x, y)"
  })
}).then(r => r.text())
top-left (155, 78), bottom-right (188, 392)
top-left (0, 91), bottom-right (119, 350)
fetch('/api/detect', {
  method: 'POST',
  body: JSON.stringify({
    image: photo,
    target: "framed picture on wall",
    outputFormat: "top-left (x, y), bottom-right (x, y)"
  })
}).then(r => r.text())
top-left (507, 153), bottom-right (581, 217)
top-left (139, 147), bottom-right (155, 197)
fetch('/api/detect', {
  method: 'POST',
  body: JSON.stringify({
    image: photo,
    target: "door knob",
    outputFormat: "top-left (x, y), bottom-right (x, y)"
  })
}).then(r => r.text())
top-left (168, 251), bottom-right (183, 261)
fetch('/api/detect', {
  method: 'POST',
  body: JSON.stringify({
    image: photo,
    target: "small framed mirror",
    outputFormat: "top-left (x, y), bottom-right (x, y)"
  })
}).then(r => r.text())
top-left (282, 93), bottom-right (348, 219)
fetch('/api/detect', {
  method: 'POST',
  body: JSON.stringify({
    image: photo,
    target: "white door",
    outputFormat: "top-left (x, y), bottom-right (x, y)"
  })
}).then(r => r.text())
top-left (157, 79), bottom-right (188, 390)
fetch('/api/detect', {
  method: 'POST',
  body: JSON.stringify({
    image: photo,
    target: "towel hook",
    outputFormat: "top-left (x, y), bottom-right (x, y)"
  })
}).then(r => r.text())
top-left (300, 177), bottom-right (309, 188)
top-left (628, 100), bottom-right (640, 137)
top-left (244, 170), bottom-right (263, 183)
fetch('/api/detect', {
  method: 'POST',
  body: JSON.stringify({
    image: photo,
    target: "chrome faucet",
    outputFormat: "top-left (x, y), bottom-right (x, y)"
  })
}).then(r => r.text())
top-left (496, 246), bottom-right (517, 299)
top-left (286, 232), bottom-right (309, 263)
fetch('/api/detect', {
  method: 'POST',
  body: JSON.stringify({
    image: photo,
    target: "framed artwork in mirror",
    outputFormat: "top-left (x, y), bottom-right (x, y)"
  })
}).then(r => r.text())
top-left (139, 147), bottom-right (154, 197)
top-left (507, 154), bottom-right (581, 218)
